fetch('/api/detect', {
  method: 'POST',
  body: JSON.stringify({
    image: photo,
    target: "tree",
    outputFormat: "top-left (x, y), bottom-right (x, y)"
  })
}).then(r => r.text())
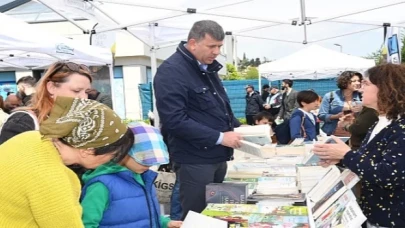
top-left (249, 58), bottom-right (255, 66)
top-left (254, 58), bottom-right (261, 67)
top-left (245, 67), bottom-right (259, 79)
top-left (365, 49), bottom-right (384, 65)
top-left (224, 63), bottom-right (242, 80)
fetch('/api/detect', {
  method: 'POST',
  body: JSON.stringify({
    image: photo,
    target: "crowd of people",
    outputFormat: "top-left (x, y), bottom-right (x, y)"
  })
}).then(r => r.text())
top-left (0, 19), bottom-right (404, 228)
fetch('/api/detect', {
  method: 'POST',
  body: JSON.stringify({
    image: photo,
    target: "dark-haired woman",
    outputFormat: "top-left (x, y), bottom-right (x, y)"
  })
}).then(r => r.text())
top-left (314, 64), bottom-right (405, 227)
top-left (318, 71), bottom-right (362, 136)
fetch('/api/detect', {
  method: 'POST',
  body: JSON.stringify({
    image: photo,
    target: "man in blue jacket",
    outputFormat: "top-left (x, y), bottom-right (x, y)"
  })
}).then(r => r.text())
top-left (154, 20), bottom-right (242, 219)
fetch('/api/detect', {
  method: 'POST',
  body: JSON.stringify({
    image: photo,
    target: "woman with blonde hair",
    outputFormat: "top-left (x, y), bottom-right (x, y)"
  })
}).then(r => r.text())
top-left (314, 64), bottom-right (405, 227)
top-left (0, 61), bottom-right (93, 144)
top-left (0, 96), bottom-right (134, 228)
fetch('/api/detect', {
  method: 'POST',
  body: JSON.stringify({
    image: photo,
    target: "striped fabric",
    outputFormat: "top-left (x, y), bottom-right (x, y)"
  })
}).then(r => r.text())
top-left (128, 122), bottom-right (169, 166)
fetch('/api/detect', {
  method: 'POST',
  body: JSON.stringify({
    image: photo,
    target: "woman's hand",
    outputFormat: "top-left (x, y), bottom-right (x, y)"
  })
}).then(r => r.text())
top-left (313, 136), bottom-right (351, 160)
top-left (318, 159), bottom-right (341, 168)
top-left (168, 221), bottom-right (183, 228)
top-left (332, 112), bottom-right (344, 120)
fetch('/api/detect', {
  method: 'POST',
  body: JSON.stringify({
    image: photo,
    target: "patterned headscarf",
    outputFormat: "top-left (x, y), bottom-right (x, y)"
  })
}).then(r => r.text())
top-left (128, 122), bottom-right (169, 166)
top-left (40, 96), bottom-right (128, 149)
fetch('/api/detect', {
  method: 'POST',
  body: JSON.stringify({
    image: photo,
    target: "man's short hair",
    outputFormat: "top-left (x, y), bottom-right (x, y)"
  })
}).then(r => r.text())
top-left (188, 20), bottom-right (225, 42)
top-left (262, 84), bottom-right (270, 90)
top-left (282, 79), bottom-right (294, 88)
top-left (17, 76), bottom-right (37, 87)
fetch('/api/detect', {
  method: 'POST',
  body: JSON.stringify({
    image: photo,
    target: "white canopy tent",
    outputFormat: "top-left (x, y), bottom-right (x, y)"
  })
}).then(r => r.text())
top-left (25, 0), bottom-right (405, 125)
top-left (0, 12), bottom-right (115, 107)
top-left (258, 44), bottom-right (375, 80)
top-left (0, 12), bottom-right (113, 69)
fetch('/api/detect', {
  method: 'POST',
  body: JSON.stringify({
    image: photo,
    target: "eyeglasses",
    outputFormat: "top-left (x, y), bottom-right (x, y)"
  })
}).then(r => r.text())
top-left (47, 61), bottom-right (91, 80)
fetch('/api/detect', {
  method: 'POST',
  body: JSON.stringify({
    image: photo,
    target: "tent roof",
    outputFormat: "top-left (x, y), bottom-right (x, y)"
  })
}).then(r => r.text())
top-left (25, 0), bottom-right (405, 45)
top-left (258, 44), bottom-right (375, 80)
top-left (0, 12), bottom-right (112, 70)
top-left (5, 0), bottom-right (405, 60)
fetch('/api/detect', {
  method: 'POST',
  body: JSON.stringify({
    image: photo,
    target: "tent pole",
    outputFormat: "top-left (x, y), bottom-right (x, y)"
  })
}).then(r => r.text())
top-left (233, 36), bottom-right (238, 70)
top-left (36, 0), bottom-right (89, 33)
top-left (87, 0), bottom-right (151, 47)
top-left (258, 75), bottom-right (262, 95)
top-left (300, 0), bottom-right (308, 44)
top-left (150, 23), bottom-right (159, 127)
top-left (107, 64), bottom-right (117, 111)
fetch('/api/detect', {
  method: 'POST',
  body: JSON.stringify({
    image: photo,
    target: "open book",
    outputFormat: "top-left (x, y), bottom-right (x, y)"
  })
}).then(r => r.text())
top-left (234, 125), bottom-right (275, 158)
top-left (234, 125), bottom-right (273, 146)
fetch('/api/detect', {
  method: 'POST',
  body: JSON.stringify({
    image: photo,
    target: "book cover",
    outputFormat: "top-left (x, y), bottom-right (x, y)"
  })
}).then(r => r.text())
top-left (206, 183), bottom-right (248, 204)
top-left (234, 125), bottom-right (272, 146)
top-left (311, 180), bottom-right (348, 219)
top-left (315, 190), bottom-right (356, 228)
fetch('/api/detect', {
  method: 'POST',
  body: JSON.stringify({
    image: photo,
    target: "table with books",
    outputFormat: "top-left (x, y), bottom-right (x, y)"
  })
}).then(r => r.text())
top-left (188, 125), bottom-right (367, 228)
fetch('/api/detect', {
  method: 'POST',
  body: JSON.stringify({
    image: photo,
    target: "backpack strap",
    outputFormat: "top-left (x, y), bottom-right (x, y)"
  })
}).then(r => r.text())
top-left (329, 91), bottom-right (334, 104)
top-left (300, 112), bottom-right (307, 139)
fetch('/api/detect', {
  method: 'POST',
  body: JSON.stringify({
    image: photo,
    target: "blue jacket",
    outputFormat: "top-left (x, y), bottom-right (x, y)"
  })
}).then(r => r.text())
top-left (318, 90), bottom-right (361, 135)
top-left (154, 41), bottom-right (240, 164)
top-left (81, 169), bottom-right (160, 228)
top-left (289, 109), bottom-right (318, 142)
top-left (342, 117), bottom-right (405, 227)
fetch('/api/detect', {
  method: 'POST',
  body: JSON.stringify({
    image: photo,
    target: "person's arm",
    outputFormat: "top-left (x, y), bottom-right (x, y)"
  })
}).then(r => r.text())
top-left (342, 129), bottom-right (405, 189)
top-left (292, 91), bottom-right (299, 109)
top-left (160, 215), bottom-right (171, 228)
top-left (256, 94), bottom-right (265, 107)
top-left (28, 162), bottom-right (84, 228)
top-left (154, 66), bottom-right (222, 148)
top-left (81, 183), bottom-right (110, 228)
top-left (347, 108), bottom-right (378, 135)
top-left (278, 94), bottom-right (285, 119)
top-left (0, 112), bottom-right (36, 144)
top-left (318, 92), bottom-right (334, 122)
top-left (289, 113), bottom-right (303, 140)
top-left (233, 117), bottom-right (241, 128)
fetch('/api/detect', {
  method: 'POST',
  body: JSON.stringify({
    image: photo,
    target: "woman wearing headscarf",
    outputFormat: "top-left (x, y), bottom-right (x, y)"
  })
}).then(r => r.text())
top-left (0, 96), bottom-right (134, 228)
top-left (313, 64), bottom-right (405, 227)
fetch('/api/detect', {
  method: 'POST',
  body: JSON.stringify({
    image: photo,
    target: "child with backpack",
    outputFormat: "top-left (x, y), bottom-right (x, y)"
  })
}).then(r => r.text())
top-left (289, 90), bottom-right (320, 142)
top-left (80, 122), bottom-right (183, 228)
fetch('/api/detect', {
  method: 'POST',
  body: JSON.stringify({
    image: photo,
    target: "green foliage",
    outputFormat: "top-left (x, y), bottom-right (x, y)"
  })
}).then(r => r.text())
top-left (237, 117), bottom-right (247, 124)
top-left (365, 49), bottom-right (384, 65)
top-left (245, 67), bottom-right (259, 79)
top-left (224, 63), bottom-right (243, 80)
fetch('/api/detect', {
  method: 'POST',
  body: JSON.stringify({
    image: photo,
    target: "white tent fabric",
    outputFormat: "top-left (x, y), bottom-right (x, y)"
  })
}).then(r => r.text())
top-left (33, 0), bottom-right (405, 48)
top-left (0, 12), bottom-right (112, 70)
top-left (258, 45), bottom-right (375, 80)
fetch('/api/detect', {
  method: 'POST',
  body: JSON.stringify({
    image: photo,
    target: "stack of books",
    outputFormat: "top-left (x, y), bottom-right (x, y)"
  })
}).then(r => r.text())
top-left (297, 165), bottom-right (332, 193)
top-left (255, 176), bottom-right (298, 195)
top-left (206, 183), bottom-right (249, 204)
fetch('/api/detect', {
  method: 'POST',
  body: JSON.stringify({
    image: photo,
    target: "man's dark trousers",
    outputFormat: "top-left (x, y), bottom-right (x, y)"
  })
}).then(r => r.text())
top-left (176, 162), bottom-right (227, 220)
